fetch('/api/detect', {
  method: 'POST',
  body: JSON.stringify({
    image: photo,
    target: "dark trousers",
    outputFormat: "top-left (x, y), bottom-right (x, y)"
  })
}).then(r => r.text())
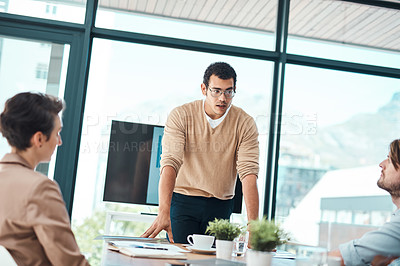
top-left (170, 192), bottom-right (234, 244)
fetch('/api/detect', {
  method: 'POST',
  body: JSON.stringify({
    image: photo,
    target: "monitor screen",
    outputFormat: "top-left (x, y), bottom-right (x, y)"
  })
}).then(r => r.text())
top-left (103, 120), bottom-right (242, 213)
top-left (104, 120), bottom-right (163, 206)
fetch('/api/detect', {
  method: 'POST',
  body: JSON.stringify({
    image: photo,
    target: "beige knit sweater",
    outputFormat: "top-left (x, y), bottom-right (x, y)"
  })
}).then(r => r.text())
top-left (160, 100), bottom-right (259, 200)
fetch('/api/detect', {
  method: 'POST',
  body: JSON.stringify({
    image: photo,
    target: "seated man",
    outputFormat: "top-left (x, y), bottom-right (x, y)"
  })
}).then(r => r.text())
top-left (329, 139), bottom-right (400, 265)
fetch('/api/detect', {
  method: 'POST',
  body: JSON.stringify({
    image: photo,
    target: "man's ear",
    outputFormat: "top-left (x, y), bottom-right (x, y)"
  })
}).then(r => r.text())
top-left (201, 83), bottom-right (207, 96)
top-left (31, 131), bottom-right (45, 148)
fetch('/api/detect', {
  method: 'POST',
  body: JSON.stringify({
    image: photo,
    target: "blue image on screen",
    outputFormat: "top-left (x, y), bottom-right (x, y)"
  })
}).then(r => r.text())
top-left (147, 126), bottom-right (164, 204)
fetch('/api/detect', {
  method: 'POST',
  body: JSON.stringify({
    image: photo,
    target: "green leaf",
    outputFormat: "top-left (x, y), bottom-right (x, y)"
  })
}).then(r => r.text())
top-left (205, 218), bottom-right (244, 241)
top-left (248, 217), bottom-right (290, 252)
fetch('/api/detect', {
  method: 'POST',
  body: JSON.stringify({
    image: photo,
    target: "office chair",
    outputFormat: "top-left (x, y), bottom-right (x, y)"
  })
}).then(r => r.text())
top-left (0, 245), bottom-right (17, 266)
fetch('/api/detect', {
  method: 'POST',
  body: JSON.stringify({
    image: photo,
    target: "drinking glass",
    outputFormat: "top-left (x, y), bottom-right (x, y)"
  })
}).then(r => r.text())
top-left (233, 231), bottom-right (249, 256)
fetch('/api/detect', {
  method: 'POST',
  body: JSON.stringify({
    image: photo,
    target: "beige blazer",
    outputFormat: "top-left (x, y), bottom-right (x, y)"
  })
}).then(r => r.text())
top-left (0, 153), bottom-right (89, 266)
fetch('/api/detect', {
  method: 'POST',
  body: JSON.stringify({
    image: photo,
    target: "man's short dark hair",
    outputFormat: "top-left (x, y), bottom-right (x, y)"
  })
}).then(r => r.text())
top-left (203, 62), bottom-right (237, 89)
top-left (390, 139), bottom-right (400, 170)
top-left (0, 92), bottom-right (64, 151)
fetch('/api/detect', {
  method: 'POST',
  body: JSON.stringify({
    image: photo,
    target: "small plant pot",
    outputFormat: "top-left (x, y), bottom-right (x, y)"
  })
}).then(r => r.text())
top-left (246, 249), bottom-right (273, 266)
top-left (215, 239), bottom-right (234, 260)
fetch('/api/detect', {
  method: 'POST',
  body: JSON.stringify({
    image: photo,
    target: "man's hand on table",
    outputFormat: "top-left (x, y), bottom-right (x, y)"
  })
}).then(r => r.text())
top-left (140, 212), bottom-right (174, 243)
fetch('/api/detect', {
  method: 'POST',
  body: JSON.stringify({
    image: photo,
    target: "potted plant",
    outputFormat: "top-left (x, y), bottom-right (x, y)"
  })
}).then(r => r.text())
top-left (206, 218), bottom-right (243, 260)
top-left (247, 217), bottom-right (290, 266)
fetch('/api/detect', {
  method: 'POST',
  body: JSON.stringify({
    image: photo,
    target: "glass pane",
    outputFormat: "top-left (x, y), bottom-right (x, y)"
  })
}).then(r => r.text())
top-left (0, 35), bottom-right (70, 179)
top-left (287, 0), bottom-right (400, 68)
top-left (276, 64), bottom-right (400, 250)
top-left (71, 38), bottom-right (273, 264)
top-left (1, 0), bottom-right (86, 24)
top-left (96, 0), bottom-right (277, 51)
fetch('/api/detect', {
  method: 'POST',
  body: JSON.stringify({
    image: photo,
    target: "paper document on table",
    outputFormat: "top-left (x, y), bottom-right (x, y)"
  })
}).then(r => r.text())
top-left (118, 247), bottom-right (187, 259)
top-left (183, 258), bottom-right (245, 265)
top-left (95, 235), bottom-right (168, 243)
top-left (108, 240), bottom-right (188, 259)
top-left (109, 240), bottom-right (189, 252)
top-left (273, 250), bottom-right (296, 259)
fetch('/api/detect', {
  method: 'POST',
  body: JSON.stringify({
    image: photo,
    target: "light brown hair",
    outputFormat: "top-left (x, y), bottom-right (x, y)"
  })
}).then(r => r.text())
top-left (389, 139), bottom-right (400, 170)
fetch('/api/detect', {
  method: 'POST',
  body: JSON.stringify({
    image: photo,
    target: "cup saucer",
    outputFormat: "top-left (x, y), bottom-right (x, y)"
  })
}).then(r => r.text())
top-left (187, 246), bottom-right (216, 254)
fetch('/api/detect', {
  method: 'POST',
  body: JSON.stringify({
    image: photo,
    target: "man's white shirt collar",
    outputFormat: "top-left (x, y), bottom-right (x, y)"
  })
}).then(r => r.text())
top-left (203, 99), bottom-right (232, 129)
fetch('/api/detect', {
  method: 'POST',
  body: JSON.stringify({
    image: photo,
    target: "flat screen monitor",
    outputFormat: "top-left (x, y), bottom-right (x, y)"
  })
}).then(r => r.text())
top-left (103, 120), bottom-right (243, 213)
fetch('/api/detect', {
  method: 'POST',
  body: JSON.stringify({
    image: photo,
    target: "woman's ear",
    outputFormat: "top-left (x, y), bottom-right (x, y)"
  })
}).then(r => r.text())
top-left (31, 131), bottom-right (45, 148)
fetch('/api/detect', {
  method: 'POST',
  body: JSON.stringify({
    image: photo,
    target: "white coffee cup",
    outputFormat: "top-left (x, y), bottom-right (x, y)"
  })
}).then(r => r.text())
top-left (187, 234), bottom-right (215, 249)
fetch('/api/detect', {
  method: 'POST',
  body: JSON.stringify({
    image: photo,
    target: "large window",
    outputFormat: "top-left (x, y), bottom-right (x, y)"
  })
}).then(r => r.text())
top-left (287, 0), bottom-right (400, 68)
top-left (1, 0), bottom-right (400, 264)
top-left (71, 38), bottom-right (273, 264)
top-left (96, 0), bottom-right (277, 51)
top-left (276, 64), bottom-right (400, 249)
top-left (0, 36), bottom-right (69, 178)
top-left (0, 0), bottom-right (86, 23)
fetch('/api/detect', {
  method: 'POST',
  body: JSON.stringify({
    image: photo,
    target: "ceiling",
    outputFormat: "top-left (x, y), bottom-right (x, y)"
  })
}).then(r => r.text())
top-left (96, 0), bottom-right (400, 52)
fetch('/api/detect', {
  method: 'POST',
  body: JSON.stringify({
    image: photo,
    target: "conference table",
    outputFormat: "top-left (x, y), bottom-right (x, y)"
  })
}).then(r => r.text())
top-left (101, 242), bottom-right (296, 266)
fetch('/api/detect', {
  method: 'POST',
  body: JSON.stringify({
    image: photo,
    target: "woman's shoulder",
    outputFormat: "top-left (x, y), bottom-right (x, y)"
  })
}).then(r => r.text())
top-left (0, 162), bottom-right (55, 191)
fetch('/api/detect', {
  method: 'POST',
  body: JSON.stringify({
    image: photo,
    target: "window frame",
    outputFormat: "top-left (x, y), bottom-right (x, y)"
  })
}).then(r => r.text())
top-left (0, 0), bottom-right (399, 218)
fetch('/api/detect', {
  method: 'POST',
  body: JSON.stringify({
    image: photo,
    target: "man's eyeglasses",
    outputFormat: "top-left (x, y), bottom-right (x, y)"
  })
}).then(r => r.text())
top-left (208, 87), bottom-right (236, 98)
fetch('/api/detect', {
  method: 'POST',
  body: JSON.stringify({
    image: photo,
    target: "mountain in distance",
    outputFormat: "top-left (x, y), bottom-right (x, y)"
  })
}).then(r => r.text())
top-left (282, 92), bottom-right (400, 170)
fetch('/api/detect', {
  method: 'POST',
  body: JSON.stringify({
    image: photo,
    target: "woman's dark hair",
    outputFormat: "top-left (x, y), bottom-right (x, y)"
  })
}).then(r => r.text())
top-left (0, 92), bottom-right (64, 150)
top-left (203, 62), bottom-right (237, 89)
top-left (390, 139), bottom-right (400, 170)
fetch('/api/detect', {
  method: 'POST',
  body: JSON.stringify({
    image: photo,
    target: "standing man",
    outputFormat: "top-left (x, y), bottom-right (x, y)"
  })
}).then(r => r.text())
top-left (330, 139), bottom-right (400, 265)
top-left (142, 62), bottom-right (259, 243)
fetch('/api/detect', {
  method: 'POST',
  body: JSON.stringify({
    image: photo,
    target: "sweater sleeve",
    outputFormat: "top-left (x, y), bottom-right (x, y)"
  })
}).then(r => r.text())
top-left (160, 107), bottom-right (186, 174)
top-left (236, 116), bottom-right (259, 180)
top-left (26, 179), bottom-right (89, 266)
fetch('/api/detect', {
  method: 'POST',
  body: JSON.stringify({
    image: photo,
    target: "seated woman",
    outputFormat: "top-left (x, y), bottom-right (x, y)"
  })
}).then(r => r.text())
top-left (0, 92), bottom-right (89, 265)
